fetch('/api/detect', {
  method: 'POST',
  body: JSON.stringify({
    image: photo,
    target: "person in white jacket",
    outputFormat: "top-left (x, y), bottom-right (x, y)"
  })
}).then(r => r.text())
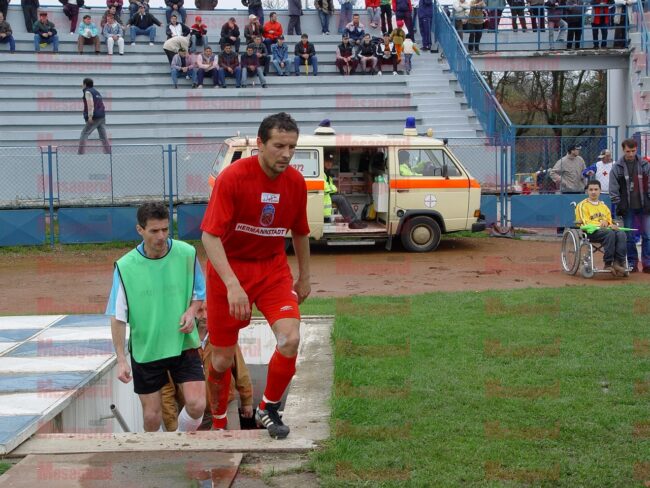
top-left (452, 0), bottom-right (470, 40)
top-left (102, 13), bottom-right (125, 55)
top-left (613, 0), bottom-right (634, 48)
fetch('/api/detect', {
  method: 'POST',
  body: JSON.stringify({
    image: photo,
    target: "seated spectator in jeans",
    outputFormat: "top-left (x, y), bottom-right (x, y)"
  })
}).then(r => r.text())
top-left (345, 13), bottom-right (366, 44)
top-left (128, 0), bottom-right (149, 16)
top-left (107, 0), bottom-right (123, 17)
top-left (190, 15), bottom-right (208, 51)
top-left (77, 15), bottom-right (101, 54)
top-left (103, 13), bottom-right (125, 54)
top-left (219, 17), bottom-right (239, 52)
top-left (294, 33), bottom-right (317, 75)
top-left (217, 43), bottom-right (242, 87)
top-left (576, 180), bottom-right (628, 276)
top-left (171, 46), bottom-right (197, 88)
top-left (166, 13), bottom-right (189, 38)
top-left (101, 5), bottom-right (123, 28)
top-left (33, 12), bottom-right (59, 52)
top-left (250, 35), bottom-right (270, 75)
top-left (262, 11), bottom-right (282, 51)
top-left (196, 45), bottom-right (218, 86)
top-left (336, 34), bottom-right (358, 75)
top-left (165, 0), bottom-right (185, 23)
top-left (127, 4), bottom-right (160, 45)
top-left (271, 35), bottom-right (289, 75)
top-left (356, 33), bottom-right (378, 74)
top-left (240, 44), bottom-right (267, 87)
top-left (59, 0), bottom-right (85, 35)
top-left (376, 33), bottom-right (398, 74)
top-left (0, 13), bottom-right (16, 53)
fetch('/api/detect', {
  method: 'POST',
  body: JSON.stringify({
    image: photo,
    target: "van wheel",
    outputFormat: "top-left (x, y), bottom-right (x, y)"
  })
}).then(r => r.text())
top-left (400, 216), bottom-right (442, 252)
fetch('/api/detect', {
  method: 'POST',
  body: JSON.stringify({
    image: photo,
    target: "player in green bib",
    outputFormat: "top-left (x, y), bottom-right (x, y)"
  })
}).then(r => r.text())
top-left (107, 202), bottom-right (207, 432)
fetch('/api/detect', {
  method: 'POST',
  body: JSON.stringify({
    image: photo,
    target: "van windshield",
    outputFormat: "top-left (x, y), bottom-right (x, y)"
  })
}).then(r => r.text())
top-left (211, 144), bottom-right (227, 174)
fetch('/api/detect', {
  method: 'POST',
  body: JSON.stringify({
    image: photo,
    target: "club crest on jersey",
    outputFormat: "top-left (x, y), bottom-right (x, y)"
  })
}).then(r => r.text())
top-left (261, 193), bottom-right (280, 204)
top-left (260, 203), bottom-right (275, 227)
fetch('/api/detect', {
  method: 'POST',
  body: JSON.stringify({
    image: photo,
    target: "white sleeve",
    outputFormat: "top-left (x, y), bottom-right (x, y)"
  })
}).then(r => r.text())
top-left (115, 281), bottom-right (128, 323)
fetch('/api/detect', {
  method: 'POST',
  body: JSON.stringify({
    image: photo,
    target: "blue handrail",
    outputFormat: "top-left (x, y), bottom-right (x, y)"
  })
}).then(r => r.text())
top-left (633, 0), bottom-right (650, 76)
top-left (433, 1), bottom-right (514, 144)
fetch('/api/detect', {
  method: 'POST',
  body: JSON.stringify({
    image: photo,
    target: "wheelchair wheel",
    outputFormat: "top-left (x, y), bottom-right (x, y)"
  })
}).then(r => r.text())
top-left (561, 229), bottom-right (580, 275)
top-left (580, 242), bottom-right (595, 278)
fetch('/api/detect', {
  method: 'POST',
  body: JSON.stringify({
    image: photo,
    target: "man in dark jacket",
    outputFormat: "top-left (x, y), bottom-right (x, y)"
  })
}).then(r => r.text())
top-left (0, 0), bottom-right (8, 19)
top-left (78, 78), bottom-right (111, 155)
top-left (127, 4), bottom-right (161, 45)
top-left (609, 138), bottom-right (650, 272)
top-left (195, 0), bottom-right (217, 9)
top-left (220, 17), bottom-right (240, 52)
top-left (244, 0), bottom-right (264, 26)
top-left (356, 33), bottom-right (377, 73)
top-left (250, 34), bottom-right (269, 75)
top-left (165, 0), bottom-right (185, 24)
top-left (0, 12), bottom-right (15, 52)
top-left (293, 33), bottom-right (317, 75)
top-left (335, 33), bottom-right (358, 75)
top-left (22, 0), bottom-right (39, 33)
top-left (240, 44), bottom-right (266, 87)
top-left (166, 13), bottom-right (190, 38)
top-left (217, 43), bottom-right (242, 88)
top-left (33, 11), bottom-right (59, 52)
top-left (287, 0), bottom-right (302, 35)
top-left (418, 0), bottom-right (433, 49)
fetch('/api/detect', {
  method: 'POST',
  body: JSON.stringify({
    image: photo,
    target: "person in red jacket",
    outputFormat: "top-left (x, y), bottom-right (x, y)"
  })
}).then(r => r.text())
top-left (190, 15), bottom-right (208, 52)
top-left (392, 0), bottom-right (413, 40)
top-left (262, 11), bottom-right (282, 52)
top-left (366, 0), bottom-right (381, 28)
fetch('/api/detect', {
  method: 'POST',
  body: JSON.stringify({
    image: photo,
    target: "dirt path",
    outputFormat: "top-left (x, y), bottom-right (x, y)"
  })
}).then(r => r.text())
top-left (1, 236), bottom-right (644, 316)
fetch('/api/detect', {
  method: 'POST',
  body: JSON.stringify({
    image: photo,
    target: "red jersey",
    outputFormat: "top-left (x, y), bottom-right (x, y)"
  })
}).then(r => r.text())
top-left (201, 155), bottom-right (310, 261)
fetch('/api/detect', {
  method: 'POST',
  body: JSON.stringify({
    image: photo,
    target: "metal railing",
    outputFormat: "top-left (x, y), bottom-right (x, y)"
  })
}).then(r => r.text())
top-left (633, 0), bottom-right (650, 76)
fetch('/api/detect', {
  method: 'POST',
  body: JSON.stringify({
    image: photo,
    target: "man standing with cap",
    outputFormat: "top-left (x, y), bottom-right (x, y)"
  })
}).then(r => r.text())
top-left (78, 78), bottom-right (111, 155)
top-left (550, 145), bottom-right (586, 193)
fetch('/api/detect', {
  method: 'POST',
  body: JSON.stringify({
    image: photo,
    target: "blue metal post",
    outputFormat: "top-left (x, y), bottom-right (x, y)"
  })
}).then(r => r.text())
top-left (47, 145), bottom-right (55, 247)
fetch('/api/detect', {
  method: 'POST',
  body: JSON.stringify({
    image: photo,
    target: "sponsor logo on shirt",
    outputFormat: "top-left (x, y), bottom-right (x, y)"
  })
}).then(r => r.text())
top-left (260, 203), bottom-right (276, 227)
top-left (280, 305), bottom-right (294, 312)
top-left (235, 223), bottom-right (287, 237)
top-left (261, 192), bottom-right (280, 204)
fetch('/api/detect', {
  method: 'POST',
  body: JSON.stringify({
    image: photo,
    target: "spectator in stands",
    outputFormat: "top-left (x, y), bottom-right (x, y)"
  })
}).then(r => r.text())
top-left (171, 46), bottom-right (197, 88)
top-left (508, 0), bottom-right (527, 30)
top-left (345, 13), bottom-right (365, 44)
top-left (0, 0), bottom-right (7, 19)
top-left (245, 0), bottom-right (264, 26)
top-left (613, 0), bottom-right (633, 48)
top-left (219, 17), bottom-right (239, 52)
top-left (452, 0), bottom-right (470, 40)
top-left (107, 0), bottom-right (123, 17)
top-left (550, 145), bottom-right (586, 192)
top-left (250, 34), bottom-right (270, 75)
top-left (240, 44), bottom-right (267, 87)
top-left (196, 45), bottom-right (218, 86)
top-left (528, 0), bottom-right (546, 32)
top-left (402, 36), bottom-right (419, 74)
top-left (101, 6), bottom-right (123, 28)
top-left (59, 0), bottom-right (85, 35)
top-left (195, 0), bottom-right (217, 9)
top-left (271, 35), bottom-right (289, 75)
top-left (244, 14), bottom-right (261, 45)
top-left (166, 13), bottom-right (189, 39)
top-left (262, 11), bottom-right (282, 51)
top-left (466, 0), bottom-right (485, 52)
top-left (336, 33), bottom-right (358, 75)
top-left (0, 12), bottom-right (15, 52)
top-left (546, 0), bottom-right (567, 49)
top-left (485, 0), bottom-right (504, 31)
top-left (288, 0), bottom-right (303, 35)
top-left (33, 11), bottom-right (59, 52)
top-left (218, 43), bottom-right (242, 87)
top-left (338, 0), bottom-right (354, 34)
top-left (366, 0), bottom-right (381, 29)
top-left (77, 14), bottom-right (100, 54)
top-left (591, 0), bottom-right (613, 48)
top-left (294, 33), bottom-right (317, 75)
top-left (412, 0), bottom-right (419, 34)
top-left (165, 0), bottom-right (185, 24)
top-left (390, 19), bottom-right (406, 62)
top-left (419, 0), bottom-right (432, 49)
top-left (189, 15), bottom-right (207, 51)
top-left (78, 78), bottom-right (111, 155)
top-left (564, 0), bottom-right (583, 49)
top-left (380, 0), bottom-right (393, 34)
top-left (376, 32), bottom-right (398, 75)
top-left (127, 4), bottom-right (160, 46)
top-left (393, 0), bottom-right (413, 39)
top-left (103, 12), bottom-right (125, 54)
top-left (162, 32), bottom-right (188, 62)
top-left (356, 33), bottom-right (378, 73)
top-left (128, 0), bottom-right (148, 17)
top-left (610, 138), bottom-right (650, 272)
top-left (22, 0), bottom-right (39, 34)
top-left (315, 0), bottom-right (334, 34)
top-left (583, 149), bottom-right (613, 193)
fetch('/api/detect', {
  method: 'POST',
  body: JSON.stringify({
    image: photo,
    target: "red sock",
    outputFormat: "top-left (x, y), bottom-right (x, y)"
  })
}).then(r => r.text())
top-left (207, 363), bottom-right (231, 429)
top-left (260, 348), bottom-right (297, 410)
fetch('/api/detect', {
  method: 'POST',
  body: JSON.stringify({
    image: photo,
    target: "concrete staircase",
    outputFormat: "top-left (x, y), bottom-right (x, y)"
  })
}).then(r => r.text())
top-left (628, 31), bottom-right (650, 127)
top-left (0, 6), bottom-right (483, 147)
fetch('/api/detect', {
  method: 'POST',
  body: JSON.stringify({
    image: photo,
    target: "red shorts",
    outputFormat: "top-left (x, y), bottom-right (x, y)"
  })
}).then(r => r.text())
top-left (206, 253), bottom-right (300, 347)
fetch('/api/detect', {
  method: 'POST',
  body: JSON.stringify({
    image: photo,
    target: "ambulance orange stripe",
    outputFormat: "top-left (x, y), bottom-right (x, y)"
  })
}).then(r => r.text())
top-left (390, 179), bottom-right (480, 189)
top-left (305, 179), bottom-right (325, 190)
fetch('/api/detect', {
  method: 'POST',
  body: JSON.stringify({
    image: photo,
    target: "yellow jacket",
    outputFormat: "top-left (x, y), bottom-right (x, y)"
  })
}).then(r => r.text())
top-left (324, 173), bottom-right (337, 218)
top-left (575, 198), bottom-right (612, 227)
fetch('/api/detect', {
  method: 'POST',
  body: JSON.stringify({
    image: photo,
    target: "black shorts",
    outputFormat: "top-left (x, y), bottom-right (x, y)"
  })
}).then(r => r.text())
top-left (131, 348), bottom-right (205, 395)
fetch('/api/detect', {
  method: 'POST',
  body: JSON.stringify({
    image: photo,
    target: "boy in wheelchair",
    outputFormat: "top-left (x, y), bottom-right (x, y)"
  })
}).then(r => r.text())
top-left (575, 180), bottom-right (628, 277)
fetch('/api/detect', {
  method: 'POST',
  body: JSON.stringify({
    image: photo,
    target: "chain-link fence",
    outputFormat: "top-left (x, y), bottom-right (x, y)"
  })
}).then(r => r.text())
top-left (0, 146), bottom-right (48, 208)
top-left (632, 130), bottom-right (650, 157)
top-left (175, 143), bottom-right (224, 203)
top-left (445, 137), bottom-right (503, 192)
